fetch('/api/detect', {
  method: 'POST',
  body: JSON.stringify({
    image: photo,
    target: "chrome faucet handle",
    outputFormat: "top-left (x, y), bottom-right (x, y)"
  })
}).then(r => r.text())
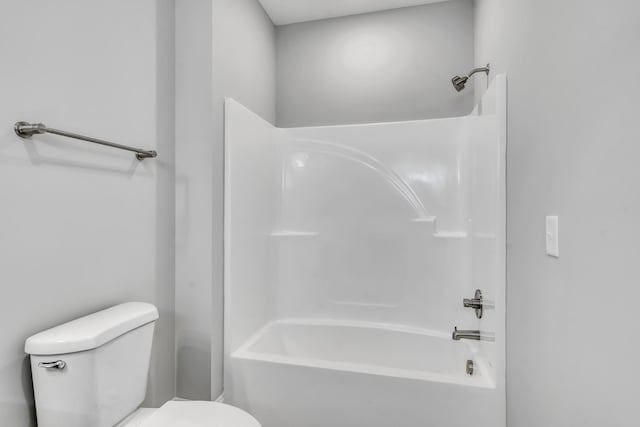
top-left (463, 289), bottom-right (483, 319)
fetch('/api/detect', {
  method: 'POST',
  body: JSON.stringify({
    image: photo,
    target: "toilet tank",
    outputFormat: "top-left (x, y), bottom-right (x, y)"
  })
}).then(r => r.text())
top-left (25, 302), bottom-right (159, 427)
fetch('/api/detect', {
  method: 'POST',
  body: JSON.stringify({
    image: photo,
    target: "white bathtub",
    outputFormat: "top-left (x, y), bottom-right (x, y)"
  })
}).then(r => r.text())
top-left (227, 320), bottom-right (501, 427)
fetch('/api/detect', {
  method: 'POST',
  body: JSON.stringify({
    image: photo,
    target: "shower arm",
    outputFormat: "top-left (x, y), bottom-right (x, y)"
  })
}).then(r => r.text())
top-left (466, 64), bottom-right (490, 78)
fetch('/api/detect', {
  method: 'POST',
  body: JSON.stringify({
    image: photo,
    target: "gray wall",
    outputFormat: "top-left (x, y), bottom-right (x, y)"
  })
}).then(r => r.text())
top-left (0, 1), bottom-right (176, 425)
top-left (276, 0), bottom-right (474, 127)
top-left (474, 1), bottom-right (640, 426)
top-left (175, 0), bottom-right (215, 401)
top-left (211, 1), bottom-right (276, 399)
top-left (175, 0), bottom-right (275, 400)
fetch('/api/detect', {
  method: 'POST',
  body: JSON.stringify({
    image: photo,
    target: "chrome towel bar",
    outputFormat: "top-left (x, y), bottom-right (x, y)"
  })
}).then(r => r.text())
top-left (14, 121), bottom-right (157, 160)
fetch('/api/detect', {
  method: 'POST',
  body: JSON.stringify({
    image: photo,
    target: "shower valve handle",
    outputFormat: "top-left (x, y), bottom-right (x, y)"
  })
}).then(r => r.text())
top-left (463, 289), bottom-right (483, 319)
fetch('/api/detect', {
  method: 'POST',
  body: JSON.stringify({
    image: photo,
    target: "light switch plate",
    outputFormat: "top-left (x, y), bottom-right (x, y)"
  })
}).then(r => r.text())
top-left (545, 216), bottom-right (559, 257)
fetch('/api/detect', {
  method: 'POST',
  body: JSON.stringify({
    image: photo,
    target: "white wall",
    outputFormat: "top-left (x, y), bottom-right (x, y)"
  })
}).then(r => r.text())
top-left (175, 0), bottom-right (276, 400)
top-left (276, 0), bottom-right (474, 127)
top-left (0, 1), bottom-right (176, 425)
top-left (474, 1), bottom-right (640, 426)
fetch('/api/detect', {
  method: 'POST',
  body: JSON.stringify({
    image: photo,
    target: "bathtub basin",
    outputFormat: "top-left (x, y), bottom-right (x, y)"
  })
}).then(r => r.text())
top-left (227, 319), bottom-right (501, 427)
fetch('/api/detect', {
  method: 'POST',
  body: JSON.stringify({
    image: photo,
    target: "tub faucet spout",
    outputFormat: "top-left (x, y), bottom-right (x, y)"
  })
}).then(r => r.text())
top-left (452, 327), bottom-right (481, 341)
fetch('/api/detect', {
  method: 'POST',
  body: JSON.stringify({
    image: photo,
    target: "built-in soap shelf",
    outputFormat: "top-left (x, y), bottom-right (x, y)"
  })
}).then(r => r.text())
top-left (433, 231), bottom-right (468, 239)
top-left (411, 216), bottom-right (437, 223)
top-left (411, 216), bottom-right (468, 239)
top-left (269, 230), bottom-right (320, 237)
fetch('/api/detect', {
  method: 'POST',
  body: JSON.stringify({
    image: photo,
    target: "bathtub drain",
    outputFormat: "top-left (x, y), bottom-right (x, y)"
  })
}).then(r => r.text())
top-left (466, 360), bottom-right (474, 375)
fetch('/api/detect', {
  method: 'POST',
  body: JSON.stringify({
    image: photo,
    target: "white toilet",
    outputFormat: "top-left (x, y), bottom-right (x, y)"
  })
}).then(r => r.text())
top-left (25, 302), bottom-right (260, 427)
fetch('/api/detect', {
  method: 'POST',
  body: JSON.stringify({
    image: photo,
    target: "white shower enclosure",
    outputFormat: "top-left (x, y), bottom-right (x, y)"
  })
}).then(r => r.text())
top-left (224, 76), bottom-right (506, 427)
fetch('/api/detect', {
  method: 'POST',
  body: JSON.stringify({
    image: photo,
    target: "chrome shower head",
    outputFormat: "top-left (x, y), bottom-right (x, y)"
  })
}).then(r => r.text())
top-left (451, 64), bottom-right (490, 92)
top-left (451, 75), bottom-right (469, 92)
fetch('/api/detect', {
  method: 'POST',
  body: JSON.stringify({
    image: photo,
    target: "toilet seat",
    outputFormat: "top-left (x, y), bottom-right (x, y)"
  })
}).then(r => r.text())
top-left (140, 401), bottom-right (261, 427)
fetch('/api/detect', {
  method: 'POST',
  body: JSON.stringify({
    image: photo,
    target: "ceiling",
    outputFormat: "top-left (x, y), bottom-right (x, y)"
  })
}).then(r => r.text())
top-left (258, 0), bottom-right (450, 26)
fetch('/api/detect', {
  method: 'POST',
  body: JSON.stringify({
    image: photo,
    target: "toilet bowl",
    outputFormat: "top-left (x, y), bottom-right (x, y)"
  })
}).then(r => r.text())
top-left (25, 302), bottom-right (261, 427)
top-left (118, 401), bottom-right (260, 427)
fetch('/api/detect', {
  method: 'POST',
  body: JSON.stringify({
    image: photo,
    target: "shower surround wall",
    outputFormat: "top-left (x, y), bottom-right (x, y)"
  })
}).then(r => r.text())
top-left (224, 76), bottom-right (506, 427)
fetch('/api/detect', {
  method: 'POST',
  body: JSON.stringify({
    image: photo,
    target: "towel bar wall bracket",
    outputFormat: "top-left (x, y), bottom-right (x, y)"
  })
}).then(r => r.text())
top-left (14, 121), bottom-right (157, 161)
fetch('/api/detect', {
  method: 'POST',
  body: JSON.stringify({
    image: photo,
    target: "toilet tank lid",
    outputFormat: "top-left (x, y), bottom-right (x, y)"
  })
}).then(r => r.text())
top-left (25, 302), bottom-right (159, 356)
